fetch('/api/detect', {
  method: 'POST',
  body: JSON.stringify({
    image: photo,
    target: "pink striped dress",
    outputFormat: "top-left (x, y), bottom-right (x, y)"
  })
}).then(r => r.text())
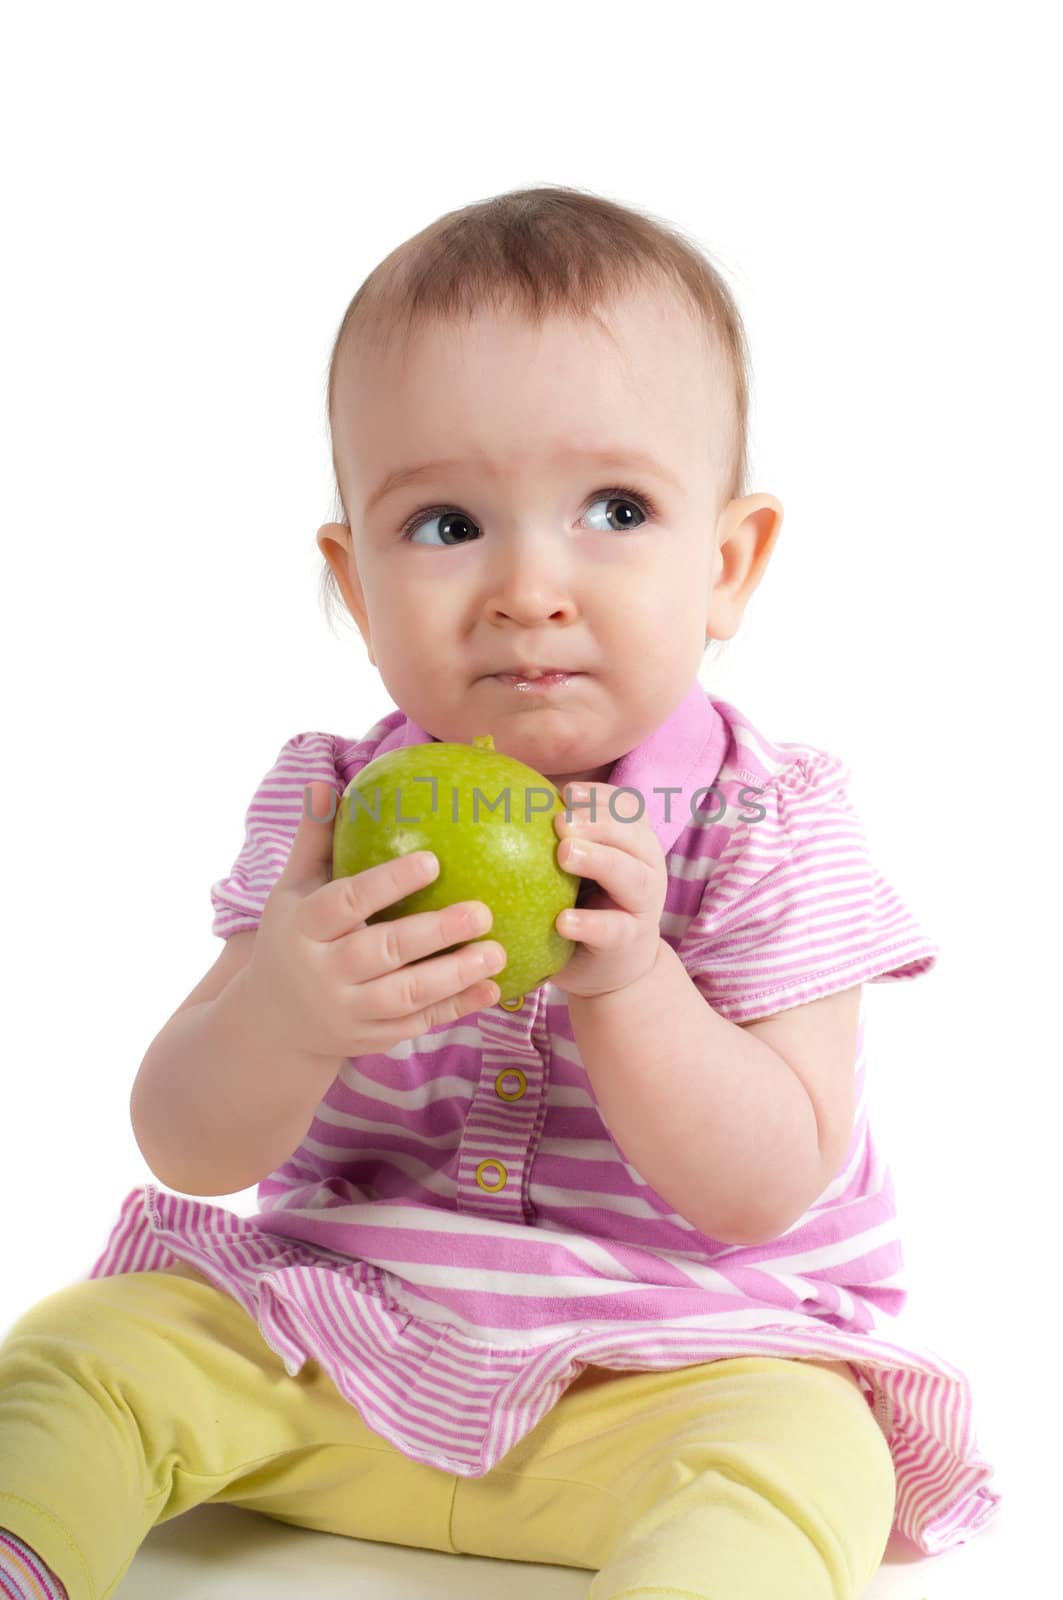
top-left (88, 678), bottom-right (1000, 1555)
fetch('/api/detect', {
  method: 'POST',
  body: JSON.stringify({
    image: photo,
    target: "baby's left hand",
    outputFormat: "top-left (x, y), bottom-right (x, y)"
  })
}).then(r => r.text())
top-left (550, 783), bottom-right (668, 999)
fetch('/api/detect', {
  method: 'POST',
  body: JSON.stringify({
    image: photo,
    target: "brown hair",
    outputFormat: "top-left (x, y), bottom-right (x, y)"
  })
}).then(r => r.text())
top-left (319, 183), bottom-right (752, 645)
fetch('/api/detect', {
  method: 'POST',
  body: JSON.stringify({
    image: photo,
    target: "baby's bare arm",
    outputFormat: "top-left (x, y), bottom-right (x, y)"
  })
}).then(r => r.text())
top-left (130, 848), bottom-right (503, 1196)
top-left (130, 931), bottom-right (343, 1197)
top-left (131, 794), bottom-right (506, 1197)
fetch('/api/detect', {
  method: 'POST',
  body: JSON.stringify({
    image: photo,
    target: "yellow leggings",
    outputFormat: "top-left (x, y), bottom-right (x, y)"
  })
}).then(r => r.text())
top-left (0, 1265), bottom-right (896, 1600)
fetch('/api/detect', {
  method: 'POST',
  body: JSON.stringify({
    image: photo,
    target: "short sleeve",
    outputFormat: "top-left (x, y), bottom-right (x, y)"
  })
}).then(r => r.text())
top-left (677, 747), bottom-right (940, 1024)
top-left (209, 732), bottom-right (344, 938)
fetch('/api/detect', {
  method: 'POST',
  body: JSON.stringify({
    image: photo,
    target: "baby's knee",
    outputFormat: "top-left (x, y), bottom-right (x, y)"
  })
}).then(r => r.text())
top-left (641, 1359), bottom-right (896, 1596)
top-left (2, 1276), bottom-right (113, 1347)
top-left (1, 1272), bottom-right (185, 1363)
top-left (771, 1361), bottom-right (897, 1591)
top-left (811, 1362), bottom-right (896, 1513)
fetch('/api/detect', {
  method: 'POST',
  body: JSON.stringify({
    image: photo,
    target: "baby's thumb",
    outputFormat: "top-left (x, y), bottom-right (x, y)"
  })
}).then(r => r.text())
top-left (277, 781), bottom-right (339, 895)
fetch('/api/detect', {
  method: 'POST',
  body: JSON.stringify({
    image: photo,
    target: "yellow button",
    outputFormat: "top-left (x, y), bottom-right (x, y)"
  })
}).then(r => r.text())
top-left (494, 1067), bottom-right (527, 1102)
top-left (475, 1158), bottom-right (508, 1193)
top-left (499, 993), bottom-right (525, 1011)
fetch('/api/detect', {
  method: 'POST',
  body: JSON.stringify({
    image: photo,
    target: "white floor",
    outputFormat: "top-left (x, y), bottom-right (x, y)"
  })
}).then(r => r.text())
top-left (110, 1495), bottom-right (1017, 1600)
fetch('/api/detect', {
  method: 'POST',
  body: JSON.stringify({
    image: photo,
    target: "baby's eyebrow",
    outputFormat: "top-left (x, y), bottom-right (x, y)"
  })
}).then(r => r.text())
top-left (365, 448), bottom-right (681, 516)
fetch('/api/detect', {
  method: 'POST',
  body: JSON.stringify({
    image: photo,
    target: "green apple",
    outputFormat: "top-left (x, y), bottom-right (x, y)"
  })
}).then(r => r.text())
top-left (331, 733), bottom-right (580, 1004)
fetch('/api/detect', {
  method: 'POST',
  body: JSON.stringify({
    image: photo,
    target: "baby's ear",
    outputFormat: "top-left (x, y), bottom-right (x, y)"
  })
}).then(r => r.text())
top-left (316, 521), bottom-right (351, 551)
top-left (708, 493), bottom-right (784, 637)
top-left (316, 523), bottom-right (375, 661)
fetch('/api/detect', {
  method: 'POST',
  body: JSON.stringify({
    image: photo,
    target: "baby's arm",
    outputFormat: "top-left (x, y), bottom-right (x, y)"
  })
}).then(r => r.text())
top-left (130, 931), bottom-right (343, 1196)
top-left (568, 941), bottom-right (856, 1245)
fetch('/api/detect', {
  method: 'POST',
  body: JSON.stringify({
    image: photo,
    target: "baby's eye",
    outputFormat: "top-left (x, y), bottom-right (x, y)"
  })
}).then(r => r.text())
top-left (400, 486), bottom-right (655, 546)
top-left (403, 507), bottom-right (480, 547)
top-left (583, 489), bottom-right (653, 534)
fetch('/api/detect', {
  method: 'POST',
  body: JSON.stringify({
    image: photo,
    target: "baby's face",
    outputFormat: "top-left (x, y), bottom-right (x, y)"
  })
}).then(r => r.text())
top-left (323, 284), bottom-right (766, 790)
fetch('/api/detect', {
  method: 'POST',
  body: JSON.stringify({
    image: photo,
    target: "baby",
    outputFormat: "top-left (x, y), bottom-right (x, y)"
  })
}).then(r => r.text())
top-left (0, 185), bottom-right (1000, 1600)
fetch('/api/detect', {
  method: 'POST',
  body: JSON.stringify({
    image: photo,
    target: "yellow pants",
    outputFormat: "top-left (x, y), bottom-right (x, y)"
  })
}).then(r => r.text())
top-left (0, 1265), bottom-right (896, 1600)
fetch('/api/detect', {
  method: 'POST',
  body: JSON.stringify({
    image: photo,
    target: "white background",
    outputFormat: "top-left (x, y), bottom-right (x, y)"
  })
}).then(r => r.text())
top-left (1, 2), bottom-right (1058, 1594)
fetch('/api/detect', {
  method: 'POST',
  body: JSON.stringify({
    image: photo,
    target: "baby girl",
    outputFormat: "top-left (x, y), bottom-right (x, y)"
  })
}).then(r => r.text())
top-left (0, 183), bottom-right (1000, 1600)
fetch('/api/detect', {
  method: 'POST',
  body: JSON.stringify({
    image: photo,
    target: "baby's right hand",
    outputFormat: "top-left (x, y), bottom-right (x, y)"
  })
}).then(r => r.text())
top-left (240, 782), bottom-right (507, 1063)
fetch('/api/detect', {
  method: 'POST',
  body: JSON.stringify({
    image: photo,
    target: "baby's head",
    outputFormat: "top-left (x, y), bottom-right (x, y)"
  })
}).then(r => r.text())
top-left (318, 184), bottom-right (782, 790)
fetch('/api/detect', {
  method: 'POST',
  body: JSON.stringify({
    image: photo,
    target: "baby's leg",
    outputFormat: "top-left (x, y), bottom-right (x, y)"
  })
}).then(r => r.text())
top-left (0, 1265), bottom-right (461, 1600)
top-left (451, 1354), bottom-right (896, 1600)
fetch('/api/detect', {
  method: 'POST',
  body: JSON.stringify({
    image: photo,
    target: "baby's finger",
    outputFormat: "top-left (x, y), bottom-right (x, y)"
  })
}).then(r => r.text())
top-left (556, 837), bottom-right (656, 920)
top-left (556, 905), bottom-right (632, 950)
top-left (555, 805), bottom-right (659, 872)
top-left (299, 849), bottom-right (442, 942)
